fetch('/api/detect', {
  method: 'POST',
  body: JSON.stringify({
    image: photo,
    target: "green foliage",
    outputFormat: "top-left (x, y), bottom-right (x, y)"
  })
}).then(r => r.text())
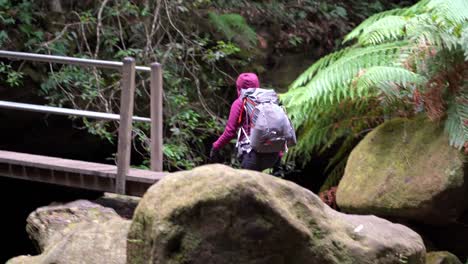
top-left (209, 0), bottom-right (405, 52)
top-left (202, 41), bottom-right (240, 63)
top-left (208, 12), bottom-right (257, 48)
top-left (445, 88), bottom-right (468, 148)
top-left (283, 0), bottom-right (468, 179)
top-left (0, 62), bottom-right (23, 87)
top-left (0, 1), bottom-right (242, 170)
top-left (462, 23), bottom-right (468, 60)
top-left (0, 0), bottom-right (418, 172)
top-left (0, 0), bottom-right (42, 50)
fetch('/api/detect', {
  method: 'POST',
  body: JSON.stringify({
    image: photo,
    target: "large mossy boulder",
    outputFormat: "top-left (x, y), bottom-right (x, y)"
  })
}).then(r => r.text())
top-left (336, 117), bottom-right (467, 224)
top-left (128, 164), bottom-right (425, 264)
top-left (7, 200), bottom-right (129, 264)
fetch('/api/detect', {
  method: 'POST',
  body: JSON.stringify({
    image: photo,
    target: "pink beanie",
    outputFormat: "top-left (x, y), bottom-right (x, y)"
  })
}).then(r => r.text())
top-left (236, 73), bottom-right (260, 93)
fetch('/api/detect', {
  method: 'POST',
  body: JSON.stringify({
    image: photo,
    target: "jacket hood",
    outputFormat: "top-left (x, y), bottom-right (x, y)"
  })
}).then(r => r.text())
top-left (236, 73), bottom-right (259, 96)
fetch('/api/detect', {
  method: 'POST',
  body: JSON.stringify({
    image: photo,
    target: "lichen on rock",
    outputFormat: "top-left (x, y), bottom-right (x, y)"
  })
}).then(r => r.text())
top-left (336, 117), bottom-right (467, 224)
top-left (7, 200), bottom-right (129, 264)
top-left (127, 164), bottom-right (426, 264)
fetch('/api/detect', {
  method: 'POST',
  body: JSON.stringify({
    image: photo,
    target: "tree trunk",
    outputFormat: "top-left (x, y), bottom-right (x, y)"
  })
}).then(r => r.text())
top-left (48, 0), bottom-right (64, 13)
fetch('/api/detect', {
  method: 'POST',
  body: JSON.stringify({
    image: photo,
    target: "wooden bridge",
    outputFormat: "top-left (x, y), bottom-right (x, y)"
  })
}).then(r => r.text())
top-left (0, 50), bottom-right (167, 196)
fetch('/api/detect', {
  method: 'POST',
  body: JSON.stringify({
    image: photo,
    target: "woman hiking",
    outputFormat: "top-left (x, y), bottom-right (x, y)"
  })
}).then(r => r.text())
top-left (210, 73), bottom-right (282, 171)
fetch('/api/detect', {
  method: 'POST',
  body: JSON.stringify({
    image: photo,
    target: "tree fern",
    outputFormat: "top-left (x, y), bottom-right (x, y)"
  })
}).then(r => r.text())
top-left (344, 8), bottom-right (414, 43)
top-left (445, 86), bottom-right (468, 149)
top-left (284, 0), bottom-right (468, 185)
top-left (345, 0), bottom-right (468, 45)
top-left (356, 16), bottom-right (408, 45)
top-left (406, 15), bottom-right (461, 50)
top-left (353, 66), bottom-right (427, 98)
top-left (426, 0), bottom-right (468, 25)
top-left (460, 23), bottom-right (468, 60)
top-left (289, 47), bottom-right (354, 91)
top-left (282, 42), bottom-right (413, 127)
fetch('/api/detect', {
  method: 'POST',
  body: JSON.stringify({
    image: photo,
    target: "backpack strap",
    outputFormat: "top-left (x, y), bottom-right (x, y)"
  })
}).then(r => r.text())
top-left (238, 98), bottom-right (246, 125)
top-left (238, 97), bottom-right (254, 127)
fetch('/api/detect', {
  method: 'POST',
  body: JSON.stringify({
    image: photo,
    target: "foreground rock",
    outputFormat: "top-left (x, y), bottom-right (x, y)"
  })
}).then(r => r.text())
top-left (7, 200), bottom-right (129, 264)
top-left (426, 251), bottom-right (463, 264)
top-left (128, 164), bottom-right (425, 264)
top-left (336, 117), bottom-right (467, 224)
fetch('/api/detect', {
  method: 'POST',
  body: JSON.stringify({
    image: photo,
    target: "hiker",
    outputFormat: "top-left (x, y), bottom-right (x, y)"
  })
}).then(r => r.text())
top-left (210, 72), bottom-right (296, 171)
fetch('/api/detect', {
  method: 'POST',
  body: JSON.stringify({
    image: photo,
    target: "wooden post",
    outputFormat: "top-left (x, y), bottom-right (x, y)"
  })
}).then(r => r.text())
top-left (150, 63), bottom-right (163, 171)
top-left (116, 57), bottom-right (136, 194)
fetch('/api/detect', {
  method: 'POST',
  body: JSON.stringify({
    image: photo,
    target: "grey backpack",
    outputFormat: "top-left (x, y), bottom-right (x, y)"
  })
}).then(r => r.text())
top-left (238, 88), bottom-right (296, 153)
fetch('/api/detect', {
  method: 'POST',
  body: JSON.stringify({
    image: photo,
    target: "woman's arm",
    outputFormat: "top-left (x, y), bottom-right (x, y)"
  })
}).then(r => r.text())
top-left (212, 98), bottom-right (243, 150)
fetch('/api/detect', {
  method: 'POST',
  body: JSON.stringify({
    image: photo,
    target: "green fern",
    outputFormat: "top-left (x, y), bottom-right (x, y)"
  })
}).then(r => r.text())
top-left (344, 8), bottom-right (414, 43)
top-left (208, 12), bottom-right (257, 48)
top-left (445, 89), bottom-right (468, 149)
top-left (356, 16), bottom-right (408, 45)
top-left (460, 23), bottom-right (468, 60)
top-left (283, 42), bottom-right (413, 127)
top-left (354, 66), bottom-right (427, 97)
top-left (284, 0), bottom-right (468, 178)
top-left (426, 0), bottom-right (468, 24)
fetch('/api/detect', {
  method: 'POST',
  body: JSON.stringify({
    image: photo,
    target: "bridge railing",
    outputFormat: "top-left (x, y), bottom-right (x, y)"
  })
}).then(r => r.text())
top-left (0, 50), bottom-right (163, 194)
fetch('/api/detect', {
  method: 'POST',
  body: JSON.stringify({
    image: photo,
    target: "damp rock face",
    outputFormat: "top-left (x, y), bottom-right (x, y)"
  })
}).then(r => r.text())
top-left (127, 164), bottom-right (426, 264)
top-left (7, 200), bottom-right (129, 264)
top-left (336, 117), bottom-right (467, 224)
top-left (425, 251), bottom-right (463, 264)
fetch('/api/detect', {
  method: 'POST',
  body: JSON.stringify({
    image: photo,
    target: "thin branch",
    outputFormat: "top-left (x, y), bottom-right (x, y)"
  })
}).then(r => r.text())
top-left (94, 0), bottom-right (111, 58)
top-left (144, 0), bottom-right (162, 58)
top-left (40, 23), bottom-right (81, 48)
top-left (116, 14), bottom-right (126, 50)
top-left (162, 0), bottom-right (189, 43)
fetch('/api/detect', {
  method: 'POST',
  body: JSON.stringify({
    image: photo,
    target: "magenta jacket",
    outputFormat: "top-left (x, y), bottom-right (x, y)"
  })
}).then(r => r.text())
top-left (212, 73), bottom-right (260, 150)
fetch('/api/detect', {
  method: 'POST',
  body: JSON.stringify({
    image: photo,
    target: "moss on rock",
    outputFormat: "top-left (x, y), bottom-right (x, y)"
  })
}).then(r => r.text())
top-left (336, 117), bottom-right (466, 224)
top-left (7, 200), bottom-right (130, 264)
top-left (128, 164), bottom-right (426, 264)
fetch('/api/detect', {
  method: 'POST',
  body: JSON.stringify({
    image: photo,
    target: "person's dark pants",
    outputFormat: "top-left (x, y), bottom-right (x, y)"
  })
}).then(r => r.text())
top-left (240, 150), bottom-right (280, 171)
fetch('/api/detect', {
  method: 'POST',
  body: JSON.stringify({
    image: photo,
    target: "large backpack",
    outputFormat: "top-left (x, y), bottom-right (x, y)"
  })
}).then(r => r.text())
top-left (238, 88), bottom-right (296, 153)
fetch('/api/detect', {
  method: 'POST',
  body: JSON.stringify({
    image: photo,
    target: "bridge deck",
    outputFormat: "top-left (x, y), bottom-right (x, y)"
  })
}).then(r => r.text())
top-left (0, 150), bottom-right (167, 196)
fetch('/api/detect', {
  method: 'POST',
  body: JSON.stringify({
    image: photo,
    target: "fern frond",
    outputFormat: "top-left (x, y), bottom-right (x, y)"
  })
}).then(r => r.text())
top-left (286, 0), bottom-right (467, 169)
top-left (445, 90), bottom-right (468, 149)
top-left (283, 42), bottom-right (412, 124)
top-left (357, 16), bottom-right (408, 45)
top-left (354, 66), bottom-right (427, 97)
top-left (287, 97), bottom-right (381, 162)
top-left (426, 0), bottom-right (468, 25)
top-left (343, 0), bottom-right (434, 43)
top-left (407, 14), bottom-right (461, 50)
top-left (461, 23), bottom-right (468, 60)
top-left (208, 12), bottom-right (257, 47)
top-left (289, 47), bottom-right (353, 90)
top-left (344, 8), bottom-right (414, 43)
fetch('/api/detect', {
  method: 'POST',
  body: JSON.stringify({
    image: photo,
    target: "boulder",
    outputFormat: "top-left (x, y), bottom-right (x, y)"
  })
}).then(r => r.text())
top-left (426, 251), bottom-right (463, 264)
top-left (7, 200), bottom-right (129, 264)
top-left (127, 164), bottom-right (426, 264)
top-left (336, 117), bottom-right (467, 224)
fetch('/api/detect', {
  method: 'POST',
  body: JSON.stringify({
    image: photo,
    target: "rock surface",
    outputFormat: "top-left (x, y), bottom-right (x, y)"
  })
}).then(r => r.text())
top-left (128, 164), bottom-right (426, 264)
top-left (7, 200), bottom-right (129, 264)
top-left (336, 117), bottom-right (467, 224)
top-left (426, 251), bottom-right (463, 264)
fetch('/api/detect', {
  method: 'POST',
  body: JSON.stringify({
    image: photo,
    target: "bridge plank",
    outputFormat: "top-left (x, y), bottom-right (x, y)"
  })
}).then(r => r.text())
top-left (0, 150), bottom-right (166, 184)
